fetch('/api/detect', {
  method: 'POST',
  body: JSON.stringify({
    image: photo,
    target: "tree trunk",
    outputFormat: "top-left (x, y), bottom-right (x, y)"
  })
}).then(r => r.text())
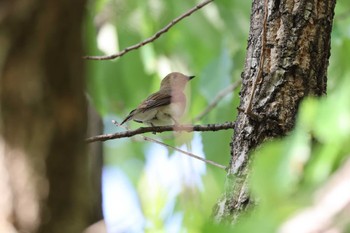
top-left (0, 0), bottom-right (90, 232)
top-left (87, 101), bottom-right (104, 224)
top-left (214, 0), bottom-right (336, 222)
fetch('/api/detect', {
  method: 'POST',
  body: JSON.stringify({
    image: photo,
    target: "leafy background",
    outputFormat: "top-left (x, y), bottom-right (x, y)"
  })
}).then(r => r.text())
top-left (85, 0), bottom-right (350, 232)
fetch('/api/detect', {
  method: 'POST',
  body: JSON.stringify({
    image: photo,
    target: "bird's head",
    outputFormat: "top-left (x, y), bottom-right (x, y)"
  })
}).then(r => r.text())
top-left (160, 72), bottom-right (195, 91)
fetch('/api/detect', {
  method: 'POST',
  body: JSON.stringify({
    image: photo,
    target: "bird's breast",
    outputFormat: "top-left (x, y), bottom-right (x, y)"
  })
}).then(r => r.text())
top-left (160, 101), bottom-right (186, 117)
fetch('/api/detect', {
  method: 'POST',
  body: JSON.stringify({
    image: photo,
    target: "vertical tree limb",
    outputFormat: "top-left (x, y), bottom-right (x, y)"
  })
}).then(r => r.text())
top-left (215, 0), bottom-right (336, 222)
top-left (0, 0), bottom-right (90, 232)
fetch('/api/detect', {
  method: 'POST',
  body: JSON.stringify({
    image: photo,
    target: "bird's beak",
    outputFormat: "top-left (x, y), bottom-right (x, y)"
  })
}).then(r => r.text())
top-left (188, 75), bottom-right (195, 80)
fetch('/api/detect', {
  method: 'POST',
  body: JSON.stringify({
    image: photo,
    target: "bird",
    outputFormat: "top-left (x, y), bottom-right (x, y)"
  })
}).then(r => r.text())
top-left (121, 72), bottom-right (195, 126)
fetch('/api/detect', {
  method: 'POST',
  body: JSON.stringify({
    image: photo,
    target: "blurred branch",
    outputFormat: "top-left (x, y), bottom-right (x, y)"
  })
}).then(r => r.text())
top-left (193, 80), bottom-right (242, 122)
top-left (83, 0), bottom-right (214, 60)
top-left (336, 11), bottom-right (350, 21)
top-left (280, 156), bottom-right (350, 233)
top-left (86, 121), bottom-right (234, 143)
top-left (143, 136), bottom-right (226, 170)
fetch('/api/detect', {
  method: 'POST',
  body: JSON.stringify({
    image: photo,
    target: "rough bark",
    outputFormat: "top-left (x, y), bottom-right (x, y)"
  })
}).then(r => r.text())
top-left (0, 0), bottom-right (90, 232)
top-left (214, 0), bottom-right (336, 221)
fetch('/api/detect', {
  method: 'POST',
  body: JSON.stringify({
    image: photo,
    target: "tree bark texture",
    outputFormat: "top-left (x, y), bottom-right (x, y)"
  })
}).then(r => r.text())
top-left (0, 0), bottom-right (89, 232)
top-left (214, 0), bottom-right (336, 221)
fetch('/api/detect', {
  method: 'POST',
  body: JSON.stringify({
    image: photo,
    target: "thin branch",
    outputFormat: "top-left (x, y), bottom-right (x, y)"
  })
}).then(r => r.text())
top-left (83, 0), bottom-right (214, 60)
top-left (193, 80), bottom-right (242, 122)
top-left (111, 120), bottom-right (227, 170)
top-left (86, 121), bottom-right (234, 143)
top-left (143, 137), bottom-right (226, 170)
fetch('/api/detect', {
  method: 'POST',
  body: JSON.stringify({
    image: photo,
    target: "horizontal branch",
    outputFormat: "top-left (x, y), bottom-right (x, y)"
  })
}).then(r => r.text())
top-left (110, 120), bottom-right (227, 170)
top-left (86, 121), bottom-right (235, 143)
top-left (83, 0), bottom-right (213, 60)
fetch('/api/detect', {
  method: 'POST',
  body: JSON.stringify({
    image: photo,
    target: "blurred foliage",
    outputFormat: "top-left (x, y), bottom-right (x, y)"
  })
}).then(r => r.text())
top-left (84, 0), bottom-right (350, 231)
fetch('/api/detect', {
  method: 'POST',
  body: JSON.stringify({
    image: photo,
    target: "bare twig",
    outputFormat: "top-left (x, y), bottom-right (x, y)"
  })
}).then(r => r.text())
top-left (193, 80), bottom-right (242, 122)
top-left (83, 0), bottom-right (214, 60)
top-left (86, 121), bottom-right (234, 143)
top-left (143, 137), bottom-right (226, 170)
top-left (111, 120), bottom-right (227, 170)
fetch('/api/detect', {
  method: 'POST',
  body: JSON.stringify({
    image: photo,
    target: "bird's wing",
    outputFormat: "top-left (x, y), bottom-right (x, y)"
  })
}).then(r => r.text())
top-left (121, 90), bottom-right (185, 124)
top-left (138, 91), bottom-right (172, 112)
top-left (138, 90), bottom-right (186, 113)
top-left (120, 109), bottom-right (136, 125)
top-left (120, 91), bottom-right (171, 125)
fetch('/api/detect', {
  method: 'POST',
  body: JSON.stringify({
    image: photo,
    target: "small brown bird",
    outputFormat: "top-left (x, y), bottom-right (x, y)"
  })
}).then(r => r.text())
top-left (121, 72), bottom-right (195, 126)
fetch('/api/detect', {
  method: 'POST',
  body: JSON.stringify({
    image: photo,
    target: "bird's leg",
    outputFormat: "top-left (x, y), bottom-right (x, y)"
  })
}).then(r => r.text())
top-left (169, 115), bottom-right (179, 126)
top-left (149, 122), bottom-right (157, 134)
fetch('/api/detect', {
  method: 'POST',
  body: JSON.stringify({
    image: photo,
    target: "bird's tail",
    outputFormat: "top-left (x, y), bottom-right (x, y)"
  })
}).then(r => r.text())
top-left (120, 109), bottom-right (136, 125)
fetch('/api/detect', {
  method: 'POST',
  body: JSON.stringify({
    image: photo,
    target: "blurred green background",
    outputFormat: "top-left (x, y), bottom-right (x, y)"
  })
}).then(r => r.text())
top-left (85, 0), bottom-right (350, 232)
